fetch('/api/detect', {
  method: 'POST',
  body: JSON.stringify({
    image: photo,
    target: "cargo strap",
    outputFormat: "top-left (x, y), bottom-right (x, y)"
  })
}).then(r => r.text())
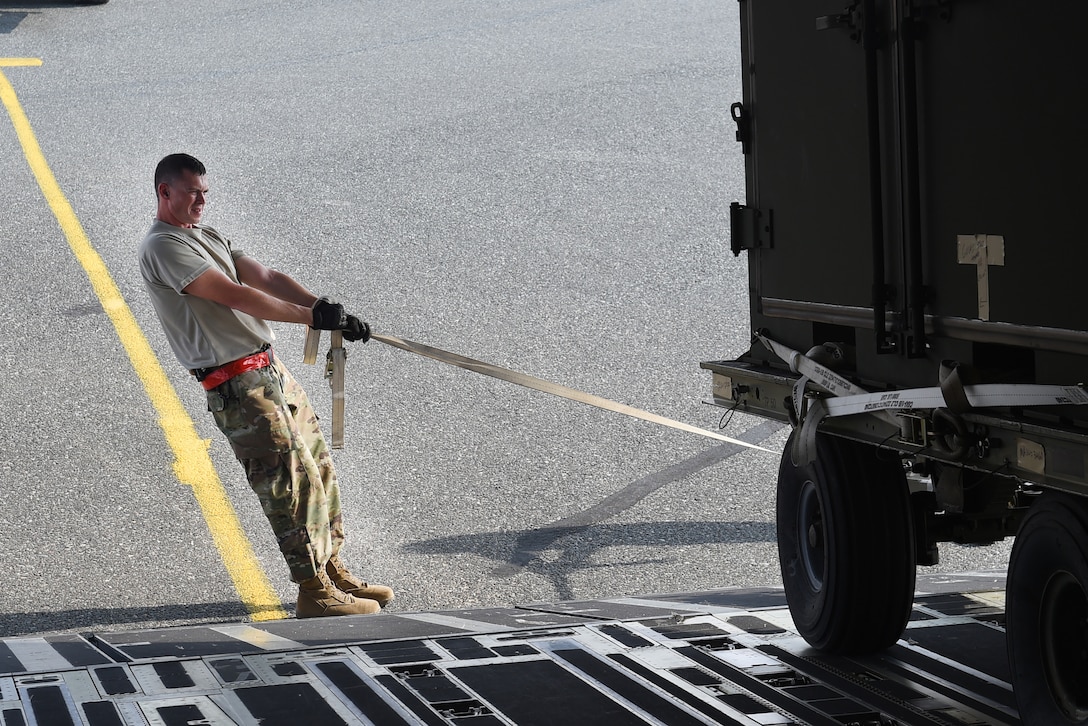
top-left (371, 333), bottom-right (775, 453)
top-left (303, 328), bottom-right (346, 449)
top-left (757, 332), bottom-right (1088, 463)
top-left (302, 329), bottom-right (774, 453)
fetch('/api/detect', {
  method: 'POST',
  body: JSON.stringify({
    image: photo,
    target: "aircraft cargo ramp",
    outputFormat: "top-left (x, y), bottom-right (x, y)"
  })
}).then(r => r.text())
top-left (0, 573), bottom-right (1015, 726)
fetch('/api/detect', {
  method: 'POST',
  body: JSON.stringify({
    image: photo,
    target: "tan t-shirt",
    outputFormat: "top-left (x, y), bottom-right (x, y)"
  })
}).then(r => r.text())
top-left (139, 220), bottom-right (273, 370)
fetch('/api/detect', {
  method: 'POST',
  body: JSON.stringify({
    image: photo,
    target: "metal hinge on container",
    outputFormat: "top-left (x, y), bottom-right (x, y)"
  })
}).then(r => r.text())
top-left (730, 202), bottom-right (773, 256)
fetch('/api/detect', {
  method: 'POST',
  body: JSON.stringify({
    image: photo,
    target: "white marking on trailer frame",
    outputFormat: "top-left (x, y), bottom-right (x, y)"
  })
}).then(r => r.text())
top-left (957, 234), bottom-right (1005, 321)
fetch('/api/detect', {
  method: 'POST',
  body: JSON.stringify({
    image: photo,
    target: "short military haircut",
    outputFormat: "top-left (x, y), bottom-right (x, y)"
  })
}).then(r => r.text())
top-left (154, 153), bottom-right (206, 189)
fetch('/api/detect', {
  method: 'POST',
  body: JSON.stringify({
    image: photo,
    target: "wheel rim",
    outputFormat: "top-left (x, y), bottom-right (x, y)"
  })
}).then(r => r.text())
top-left (797, 479), bottom-right (826, 592)
top-left (1041, 571), bottom-right (1088, 720)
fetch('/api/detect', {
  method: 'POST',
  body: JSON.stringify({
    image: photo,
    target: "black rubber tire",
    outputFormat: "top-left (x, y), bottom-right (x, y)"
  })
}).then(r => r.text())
top-left (776, 431), bottom-right (916, 654)
top-left (1007, 491), bottom-right (1088, 724)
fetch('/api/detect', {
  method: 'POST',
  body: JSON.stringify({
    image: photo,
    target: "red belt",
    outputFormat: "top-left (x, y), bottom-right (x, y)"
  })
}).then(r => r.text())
top-left (199, 350), bottom-right (273, 390)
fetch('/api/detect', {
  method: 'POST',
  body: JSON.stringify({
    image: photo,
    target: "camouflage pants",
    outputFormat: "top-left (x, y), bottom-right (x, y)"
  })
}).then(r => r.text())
top-left (207, 356), bottom-right (344, 582)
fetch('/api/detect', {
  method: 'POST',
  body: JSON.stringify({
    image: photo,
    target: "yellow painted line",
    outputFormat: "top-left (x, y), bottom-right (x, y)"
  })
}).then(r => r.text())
top-left (0, 67), bottom-right (287, 621)
top-left (0, 59), bottom-right (43, 67)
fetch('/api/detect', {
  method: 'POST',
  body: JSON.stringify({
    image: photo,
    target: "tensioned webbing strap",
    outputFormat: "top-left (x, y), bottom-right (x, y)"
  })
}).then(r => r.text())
top-left (757, 332), bottom-right (1088, 417)
top-left (371, 333), bottom-right (775, 454)
top-left (756, 331), bottom-right (1088, 463)
top-left (821, 382), bottom-right (1088, 417)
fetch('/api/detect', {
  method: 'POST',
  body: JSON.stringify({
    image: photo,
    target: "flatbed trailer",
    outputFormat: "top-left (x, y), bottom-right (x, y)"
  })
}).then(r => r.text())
top-left (702, 1), bottom-right (1088, 722)
top-left (0, 576), bottom-right (1018, 725)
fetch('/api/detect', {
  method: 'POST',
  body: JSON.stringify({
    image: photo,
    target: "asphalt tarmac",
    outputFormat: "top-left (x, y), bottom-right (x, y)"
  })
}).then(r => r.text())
top-left (0, 0), bottom-right (1011, 637)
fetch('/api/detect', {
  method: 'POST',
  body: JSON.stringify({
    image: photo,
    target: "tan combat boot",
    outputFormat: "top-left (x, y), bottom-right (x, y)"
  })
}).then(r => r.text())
top-left (326, 555), bottom-right (395, 608)
top-left (296, 569), bottom-right (380, 618)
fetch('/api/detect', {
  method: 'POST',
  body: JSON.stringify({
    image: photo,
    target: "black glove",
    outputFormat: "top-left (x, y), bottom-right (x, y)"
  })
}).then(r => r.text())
top-left (343, 315), bottom-right (371, 343)
top-left (312, 298), bottom-right (347, 330)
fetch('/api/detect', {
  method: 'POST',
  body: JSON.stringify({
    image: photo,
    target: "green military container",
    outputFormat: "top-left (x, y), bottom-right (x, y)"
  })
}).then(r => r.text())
top-left (703, 1), bottom-right (1088, 721)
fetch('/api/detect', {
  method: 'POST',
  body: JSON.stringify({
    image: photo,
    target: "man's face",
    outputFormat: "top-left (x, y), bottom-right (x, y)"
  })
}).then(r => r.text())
top-left (159, 170), bottom-right (209, 228)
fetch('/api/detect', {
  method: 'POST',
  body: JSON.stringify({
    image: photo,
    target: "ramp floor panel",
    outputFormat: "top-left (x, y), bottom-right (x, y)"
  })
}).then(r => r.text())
top-left (0, 575), bottom-right (1017, 725)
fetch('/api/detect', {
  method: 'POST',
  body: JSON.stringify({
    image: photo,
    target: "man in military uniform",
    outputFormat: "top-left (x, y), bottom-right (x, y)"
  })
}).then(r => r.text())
top-left (139, 153), bottom-right (392, 618)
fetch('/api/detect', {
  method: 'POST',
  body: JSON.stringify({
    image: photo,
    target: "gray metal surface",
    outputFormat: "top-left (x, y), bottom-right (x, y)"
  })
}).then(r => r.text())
top-left (734, 0), bottom-right (1088, 389)
top-left (0, 576), bottom-right (1015, 725)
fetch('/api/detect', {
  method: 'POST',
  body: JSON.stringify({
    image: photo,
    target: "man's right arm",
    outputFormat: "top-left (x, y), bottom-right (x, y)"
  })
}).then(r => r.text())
top-left (183, 267), bottom-right (314, 325)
